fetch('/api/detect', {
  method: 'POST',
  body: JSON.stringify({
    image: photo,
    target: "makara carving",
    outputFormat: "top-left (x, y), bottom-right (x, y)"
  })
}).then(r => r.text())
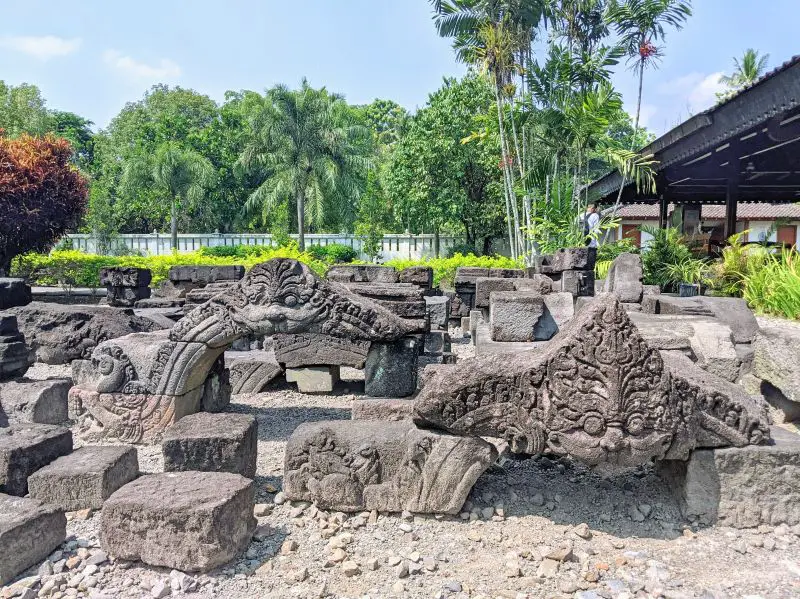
top-left (414, 294), bottom-right (769, 471)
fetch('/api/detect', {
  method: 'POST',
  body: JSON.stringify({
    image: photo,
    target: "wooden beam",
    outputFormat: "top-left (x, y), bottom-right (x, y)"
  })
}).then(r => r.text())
top-left (725, 173), bottom-right (739, 240)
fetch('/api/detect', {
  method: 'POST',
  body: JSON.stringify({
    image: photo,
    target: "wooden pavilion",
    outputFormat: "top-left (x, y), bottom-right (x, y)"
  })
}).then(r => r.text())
top-left (587, 55), bottom-right (800, 243)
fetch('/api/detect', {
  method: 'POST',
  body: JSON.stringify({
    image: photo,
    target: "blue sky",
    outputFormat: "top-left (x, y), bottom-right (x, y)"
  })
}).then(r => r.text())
top-left (0, 0), bottom-right (796, 135)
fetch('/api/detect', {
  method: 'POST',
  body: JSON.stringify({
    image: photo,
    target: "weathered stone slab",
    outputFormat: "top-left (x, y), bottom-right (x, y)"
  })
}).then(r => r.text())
top-left (548, 247), bottom-right (596, 273)
top-left (647, 295), bottom-right (758, 344)
top-left (537, 292), bottom-right (575, 339)
top-left (490, 292), bottom-right (545, 342)
top-left (475, 277), bottom-right (553, 309)
top-left (399, 266), bottom-right (433, 289)
top-left (365, 338), bottom-right (418, 398)
top-left (100, 471), bottom-right (256, 571)
top-left (658, 427), bottom-right (800, 528)
top-left (327, 265), bottom-right (398, 283)
top-left (460, 316), bottom-right (471, 335)
top-left (273, 333), bottom-right (370, 368)
top-left (488, 268), bottom-right (524, 278)
top-left (351, 398), bottom-right (414, 421)
top-left (346, 283), bottom-right (427, 319)
top-left (10, 303), bottom-right (162, 364)
top-left (200, 354), bottom-right (231, 413)
top-left (226, 350), bottom-right (283, 394)
top-left (286, 366), bottom-right (340, 393)
top-left (559, 269), bottom-right (595, 297)
top-left (163, 413), bottom-right (257, 478)
top-left (0, 317), bottom-right (30, 381)
top-left (184, 281), bottom-right (238, 305)
top-left (100, 267), bottom-right (152, 288)
top-left (415, 294), bottom-right (770, 471)
top-left (454, 267), bottom-right (489, 288)
top-left (28, 446), bottom-right (139, 510)
top-left (0, 424), bottom-right (73, 496)
top-left (448, 291), bottom-right (470, 318)
top-left (0, 494), bottom-right (66, 585)
top-left (687, 320), bottom-right (740, 382)
top-left (753, 323), bottom-right (800, 408)
top-left (169, 265), bottom-right (245, 284)
top-left (284, 420), bottom-right (497, 514)
top-left (424, 296), bottom-right (450, 329)
top-left (0, 278), bottom-right (31, 310)
top-left (601, 253), bottom-right (643, 303)
top-left (0, 378), bottom-right (71, 426)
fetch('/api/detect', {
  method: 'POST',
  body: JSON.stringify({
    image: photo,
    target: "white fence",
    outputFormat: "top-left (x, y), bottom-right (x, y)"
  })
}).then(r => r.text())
top-left (66, 233), bottom-right (467, 262)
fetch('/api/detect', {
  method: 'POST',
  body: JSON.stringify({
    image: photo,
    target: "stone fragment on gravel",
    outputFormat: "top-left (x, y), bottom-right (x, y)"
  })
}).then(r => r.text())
top-left (100, 471), bottom-right (256, 572)
top-left (0, 378), bottom-right (71, 426)
top-left (284, 420), bottom-right (496, 514)
top-left (28, 445), bottom-right (139, 510)
top-left (0, 494), bottom-right (66, 585)
top-left (162, 412), bottom-right (257, 478)
top-left (350, 398), bottom-right (413, 421)
top-left (0, 424), bottom-right (73, 496)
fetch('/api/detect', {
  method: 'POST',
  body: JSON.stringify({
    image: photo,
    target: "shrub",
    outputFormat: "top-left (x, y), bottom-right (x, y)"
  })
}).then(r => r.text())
top-left (445, 242), bottom-right (478, 258)
top-left (306, 243), bottom-right (358, 264)
top-left (640, 226), bottom-right (693, 292)
top-left (597, 238), bottom-right (638, 262)
top-left (384, 253), bottom-right (522, 288)
top-left (0, 133), bottom-right (89, 274)
top-left (742, 249), bottom-right (800, 320)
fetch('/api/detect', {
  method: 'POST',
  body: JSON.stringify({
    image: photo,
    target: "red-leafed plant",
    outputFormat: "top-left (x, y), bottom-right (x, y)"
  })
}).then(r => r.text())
top-left (0, 132), bottom-right (89, 274)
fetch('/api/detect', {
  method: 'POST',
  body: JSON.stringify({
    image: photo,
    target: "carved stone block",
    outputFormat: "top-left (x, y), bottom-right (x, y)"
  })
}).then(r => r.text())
top-left (365, 338), bottom-right (418, 398)
top-left (169, 265), bottom-right (245, 284)
top-left (351, 398), bottom-right (414, 421)
top-left (28, 445), bottom-right (139, 511)
top-left (274, 333), bottom-right (370, 368)
top-left (0, 424), bottom-right (73, 496)
top-left (284, 420), bottom-right (497, 514)
top-left (602, 253), bottom-right (643, 303)
top-left (0, 494), bottom-right (66, 585)
top-left (163, 413), bottom-right (257, 478)
top-left (548, 247), bottom-right (597, 273)
top-left (227, 351), bottom-right (283, 394)
top-left (100, 471), bottom-right (256, 572)
top-left (415, 294), bottom-right (769, 472)
top-left (399, 266), bottom-right (433, 289)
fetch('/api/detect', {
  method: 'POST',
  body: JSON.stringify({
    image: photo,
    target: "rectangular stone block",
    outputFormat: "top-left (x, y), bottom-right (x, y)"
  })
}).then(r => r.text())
top-left (398, 266), bottom-right (433, 289)
top-left (488, 268), bottom-right (524, 278)
top-left (0, 315), bottom-right (19, 336)
top-left (351, 398), bottom-right (414, 421)
top-left (286, 366), bottom-right (340, 393)
top-left (327, 265), bottom-right (398, 283)
top-left (0, 378), bottom-right (71, 426)
top-left (273, 333), bottom-right (369, 368)
top-left (602, 253), bottom-right (643, 303)
top-left (475, 277), bottom-right (516, 308)
top-left (461, 316), bottom-right (471, 336)
top-left (163, 413), bottom-right (257, 478)
top-left (28, 446), bottom-right (139, 510)
top-left (101, 471), bottom-right (256, 572)
top-left (0, 278), bottom-right (32, 310)
top-left (490, 292), bottom-right (545, 342)
top-left (424, 295), bottom-right (450, 329)
top-left (424, 331), bottom-right (452, 355)
top-left (106, 285), bottom-right (151, 307)
top-left (99, 267), bottom-right (152, 288)
top-left (548, 247), bottom-right (597, 273)
top-left (0, 424), bottom-right (72, 496)
top-left (559, 269), bottom-right (595, 297)
top-left (0, 494), bottom-right (66, 584)
top-left (365, 338), bottom-right (417, 398)
top-left (541, 292), bottom-right (576, 336)
top-left (658, 427), bottom-right (800, 528)
top-left (168, 265), bottom-right (245, 284)
top-left (469, 309), bottom-right (483, 344)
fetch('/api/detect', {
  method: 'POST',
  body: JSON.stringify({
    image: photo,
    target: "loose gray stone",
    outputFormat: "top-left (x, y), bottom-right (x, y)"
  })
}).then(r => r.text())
top-left (169, 265), bottom-right (245, 284)
top-left (490, 292), bottom-right (545, 342)
top-left (602, 253), bottom-right (644, 303)
top-left (753, 323), bottom-right (800, 409)
top-left (327, 265), bottom-right (398, 283)
top-left (28, 446), bottom-right (139, 510)
top-left (0, 278), bottom-right (32, 309)
top-left (547, 247), bottom-right (597, 273)
top-left (0, 424), bottom-right (72, 496)
top-left (658, 427), bottom-right (800, 528)
top-left (284, 420), bottom-right (497, 514)
top-left (162, 413), bottom-right (257, 478)
top-left (398, 267), bottom-right (433, 289)
top-left (0, 378), bottom-right (71, 426)
top-left (0, 494), bottom-right (66, 585)
top-left (226, 350), bottom-right (283, 395)
top-left (273, 333), bottom-right (370, 368)
top-left (424, 331), bottom-right (451, 355)
top-left (100, 471), bottom-right (256, 572)
top-left (286, 366), bottom-right (340, 394)
top-left (425, 296), bottom-right (450, 329)
top-left (559, 269), bottom-right (595, 297)
top-left (365, 338), bottom-right (418, 398)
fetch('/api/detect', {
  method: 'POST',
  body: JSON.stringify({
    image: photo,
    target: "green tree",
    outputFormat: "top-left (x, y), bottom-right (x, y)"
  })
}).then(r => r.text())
top-left (0, 81), bottom-right (52, 137)
top-left (239, 80), bottom-right (372, 250)
top-left (607, 0), bottom-right (692, 137)
top-left (357, 99), bottom-right (409, 147)
top-left (120, 141), bottom-right (216, 249)
top-left (51, 110), bottom-right (94, 168)
top-left (718, 49), bottom-right (769, 95)
top-left (385, 74), bottom-right (505, 255)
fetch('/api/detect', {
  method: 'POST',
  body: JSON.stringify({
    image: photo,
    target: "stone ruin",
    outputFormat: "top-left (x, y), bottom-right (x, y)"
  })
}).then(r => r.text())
top-left (1, 254), bottom-right (800, 585)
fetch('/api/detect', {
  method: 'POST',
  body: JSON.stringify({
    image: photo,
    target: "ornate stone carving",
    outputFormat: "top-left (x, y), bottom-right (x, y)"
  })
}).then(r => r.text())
top-left (414, 294), bottom-right (769, 471)
top-left (284, 420), bottom-right (497, 514)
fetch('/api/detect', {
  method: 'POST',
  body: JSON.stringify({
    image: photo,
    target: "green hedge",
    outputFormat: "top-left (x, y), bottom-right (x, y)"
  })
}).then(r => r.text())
top-left (384, 253), bottom-right (523, 288)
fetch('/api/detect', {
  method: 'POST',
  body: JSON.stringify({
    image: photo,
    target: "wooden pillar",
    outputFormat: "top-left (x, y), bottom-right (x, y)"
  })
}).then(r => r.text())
top-left (658, 195), bottom-right (669, 229)
top-left (725, 177), bottom-right (739, 241)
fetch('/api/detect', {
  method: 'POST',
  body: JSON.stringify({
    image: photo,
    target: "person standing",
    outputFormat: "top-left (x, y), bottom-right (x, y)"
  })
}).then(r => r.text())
top-left (584, 203), bottom-right (601, 247)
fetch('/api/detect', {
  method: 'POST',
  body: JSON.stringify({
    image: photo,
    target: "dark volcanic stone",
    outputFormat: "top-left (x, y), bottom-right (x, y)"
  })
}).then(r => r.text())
top-left (365, 338), bottom-right (418, 398)
top-left (0, 424), bottom-right (73, 496)
top-left (0, 278), bottom-right (32, 309)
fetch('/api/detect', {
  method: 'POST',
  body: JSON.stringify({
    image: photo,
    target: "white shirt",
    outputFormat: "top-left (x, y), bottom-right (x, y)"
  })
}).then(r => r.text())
top-left (586, 212), bottom-right (600, 247)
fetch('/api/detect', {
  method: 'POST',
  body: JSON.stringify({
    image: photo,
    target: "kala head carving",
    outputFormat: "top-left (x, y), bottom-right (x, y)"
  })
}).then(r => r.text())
top-left (414, 294), bottom-right (769, 472)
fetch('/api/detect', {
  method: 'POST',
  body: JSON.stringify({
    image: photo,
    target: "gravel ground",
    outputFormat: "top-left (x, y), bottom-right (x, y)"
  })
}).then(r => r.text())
top-left (5, 328), bottom-right (800, 599)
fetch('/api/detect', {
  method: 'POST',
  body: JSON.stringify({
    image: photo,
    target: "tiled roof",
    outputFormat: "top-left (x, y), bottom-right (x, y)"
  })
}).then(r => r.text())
top-left (616, 203), bottom-right (800, 220)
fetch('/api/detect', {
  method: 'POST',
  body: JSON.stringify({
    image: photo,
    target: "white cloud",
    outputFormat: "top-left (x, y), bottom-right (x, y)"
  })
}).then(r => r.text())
top-left (628, 103), bottom-right (657, 129)
top-left (103, 50), bottom-right (181, 81)
top-left (0, 35), bottom-right (81, 60)
top-left (657, 71), bottom-right (726, 115)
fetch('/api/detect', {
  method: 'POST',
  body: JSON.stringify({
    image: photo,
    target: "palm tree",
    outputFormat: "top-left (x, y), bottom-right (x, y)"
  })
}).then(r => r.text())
top-left (719, 49), bottom-right (770, 92)
top-left (607, 0), bottom-right (692, 137)
top-left (239, 81), bottom-right (371, 251)
top-left (120, 141), bottom-right (215, 250)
